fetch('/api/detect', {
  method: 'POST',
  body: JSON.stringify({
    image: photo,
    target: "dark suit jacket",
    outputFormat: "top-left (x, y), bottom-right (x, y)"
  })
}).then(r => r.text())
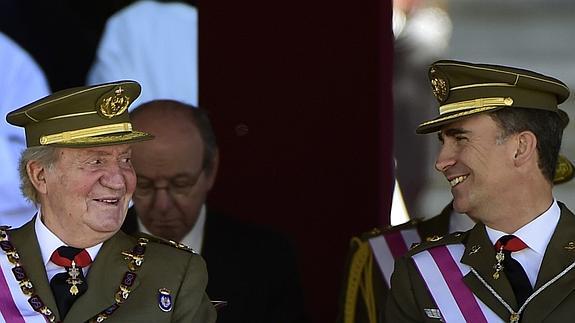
top-left (9, 217), bottom-right (216, 322)
top-left (123, 207), bottom-right (308, 323)
top-left (387, 202), bottom-right (575, 322)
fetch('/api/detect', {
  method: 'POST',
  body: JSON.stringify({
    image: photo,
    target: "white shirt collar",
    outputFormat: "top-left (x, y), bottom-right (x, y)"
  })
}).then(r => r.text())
top-left (486, 199), bottom-right (560, 255)
top-left (35, 208), bottom-right (102, 266)
top-left (137, 204), bottom-right (206, 254)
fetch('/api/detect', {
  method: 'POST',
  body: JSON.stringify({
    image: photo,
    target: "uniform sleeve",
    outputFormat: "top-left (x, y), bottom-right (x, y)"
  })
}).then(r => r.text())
top-left (173, 254), bottom-right (217, 323)
top-left (385, 256), bottom-right (426, 322)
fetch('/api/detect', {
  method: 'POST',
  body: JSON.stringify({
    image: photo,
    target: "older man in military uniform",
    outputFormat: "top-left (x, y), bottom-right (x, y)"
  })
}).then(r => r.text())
top-left (386, 60), bottom-right (575, 322)
top-left (0, 81), bottom-right (216, 322)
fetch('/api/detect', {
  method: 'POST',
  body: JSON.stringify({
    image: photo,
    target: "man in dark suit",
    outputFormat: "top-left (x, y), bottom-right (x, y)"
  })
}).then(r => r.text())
top-left (387, 60), bottom-right (575, 322)
top-left (0, 80), bottom-right (216, 322)
top-left (123, 99), bottom-right (307, 323)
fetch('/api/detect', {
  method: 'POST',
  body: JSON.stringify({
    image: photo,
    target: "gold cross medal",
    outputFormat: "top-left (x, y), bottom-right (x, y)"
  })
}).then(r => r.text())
top-left (493, 248), bottom-right (505, 279)
top-left (66, 260), bottom-right (83, 295)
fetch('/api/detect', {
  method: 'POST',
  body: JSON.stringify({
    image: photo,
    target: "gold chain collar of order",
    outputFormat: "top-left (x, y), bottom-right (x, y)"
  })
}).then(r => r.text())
top-left (0, 226), bottom-right (148, 322)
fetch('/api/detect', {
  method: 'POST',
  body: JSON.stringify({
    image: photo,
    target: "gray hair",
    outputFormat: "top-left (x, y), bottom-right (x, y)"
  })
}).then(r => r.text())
top-left (18, 146), bottom-right (59, 205)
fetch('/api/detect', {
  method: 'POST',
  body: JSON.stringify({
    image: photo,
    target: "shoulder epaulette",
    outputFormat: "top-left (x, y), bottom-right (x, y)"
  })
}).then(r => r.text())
top-left (358, 218), bottom-right (423, 241)
top-left (134, 233), bottom-right (197, 254)
top-left (406, 231), bottom-right (466, 256)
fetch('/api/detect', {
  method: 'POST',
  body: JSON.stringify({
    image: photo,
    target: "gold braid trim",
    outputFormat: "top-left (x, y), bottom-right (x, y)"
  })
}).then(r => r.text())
top-left (344, 237), bottom-right (377, 323)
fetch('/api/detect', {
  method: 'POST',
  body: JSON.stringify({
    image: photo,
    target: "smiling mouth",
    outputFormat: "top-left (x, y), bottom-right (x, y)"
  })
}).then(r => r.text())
top-left (94, 198), bottom-right (120, 206)
top-left (449, 175), bottom-right (468, 187)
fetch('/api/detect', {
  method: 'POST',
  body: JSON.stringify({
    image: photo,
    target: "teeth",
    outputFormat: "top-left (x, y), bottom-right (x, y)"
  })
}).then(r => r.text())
top-left (100, 199), bottom-right (118, 203)
top-left (450, 175), bottom-right (468, 187)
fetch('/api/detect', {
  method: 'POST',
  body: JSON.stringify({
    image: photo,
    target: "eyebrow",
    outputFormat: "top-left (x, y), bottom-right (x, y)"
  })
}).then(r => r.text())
top-left (438, 128), bottom-right (471, 141)
top-left (84, 147), bottom-right (132, 156)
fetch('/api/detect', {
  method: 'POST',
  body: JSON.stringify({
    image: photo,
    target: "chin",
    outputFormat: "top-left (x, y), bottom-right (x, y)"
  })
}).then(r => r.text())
top-left (94, 214), bottom-right (125, 232)
top-left (452, 199), bottom-right (469, 214)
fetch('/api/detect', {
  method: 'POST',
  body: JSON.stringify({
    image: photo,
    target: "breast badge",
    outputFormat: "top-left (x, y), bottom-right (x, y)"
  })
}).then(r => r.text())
top-left (158, 288), bottom-right (173, 312)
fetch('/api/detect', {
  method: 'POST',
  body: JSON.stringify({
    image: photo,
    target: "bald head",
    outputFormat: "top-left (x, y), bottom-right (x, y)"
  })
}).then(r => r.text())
top-left (129, 100), bottom-right (218, 242)
top-left (131, 100), bottom-right (218, 175)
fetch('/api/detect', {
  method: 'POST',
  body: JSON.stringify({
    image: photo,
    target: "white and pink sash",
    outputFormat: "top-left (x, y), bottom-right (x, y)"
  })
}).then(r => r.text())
top-left (368, 227), bottom-right (420, 287)
top-left (412, 244), bottom-right (503, 322)
top-left (0, 254), bottom-right (47, 322)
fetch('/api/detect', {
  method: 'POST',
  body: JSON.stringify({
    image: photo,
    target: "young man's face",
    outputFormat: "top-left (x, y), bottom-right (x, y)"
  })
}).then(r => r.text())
top-left (39, 144), bottom-right (136, 244)
top-left (434, 114), bottom-right (518, 221)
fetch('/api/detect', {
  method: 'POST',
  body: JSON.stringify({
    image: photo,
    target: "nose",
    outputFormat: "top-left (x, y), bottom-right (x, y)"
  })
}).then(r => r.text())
top-left (152, 187), bottom-right (173, 212)
top-left (435, 145), bottom-right (456, 173)
top-left (100, 164), bottom-right (128, 191)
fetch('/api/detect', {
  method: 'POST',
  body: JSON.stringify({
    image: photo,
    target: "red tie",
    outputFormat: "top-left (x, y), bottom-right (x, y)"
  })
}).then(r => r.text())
top-left (494, 235), bottom-right (528, 252)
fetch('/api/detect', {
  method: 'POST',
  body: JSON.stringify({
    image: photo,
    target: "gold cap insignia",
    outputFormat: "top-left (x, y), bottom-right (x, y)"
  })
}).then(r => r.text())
top-left (429, 67), bottom-right (449, 103)
top-left (98, 86), bottom-right (131, 118)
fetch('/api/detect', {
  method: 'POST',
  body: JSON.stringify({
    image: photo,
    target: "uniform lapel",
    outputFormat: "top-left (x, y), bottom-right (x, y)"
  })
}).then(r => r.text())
top-left (65, 231), bottom-right (141, 322)
top-left (524, 204), bottom-right (575, 322)
top-left (460, 223), bottom-right (517, 320)
top-left (9, 217), bottom-right (61, 321)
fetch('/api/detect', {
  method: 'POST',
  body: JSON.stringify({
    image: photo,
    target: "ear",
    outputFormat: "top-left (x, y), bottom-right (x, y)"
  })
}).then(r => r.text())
top-left (27, 160), bottom-right (48, 195)
top-left (513, 131), bottom-right (537, 167)
top-left (205, 149), bottom-right (220, 191)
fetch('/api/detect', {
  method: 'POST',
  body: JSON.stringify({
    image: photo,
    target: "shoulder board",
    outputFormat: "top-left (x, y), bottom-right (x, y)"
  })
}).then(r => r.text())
top-left (357, 218), bottom-right (423, 241)
top-left (406, 231), bottom-right (466, 257)
top-left (134, 233), bottom-right (198, 254)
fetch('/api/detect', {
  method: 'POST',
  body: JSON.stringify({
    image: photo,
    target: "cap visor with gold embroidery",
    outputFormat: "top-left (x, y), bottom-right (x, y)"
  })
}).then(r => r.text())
top-left (416, 60), bottom-right (570, 134)
top-left (6, 80), bottom-right (153, 147)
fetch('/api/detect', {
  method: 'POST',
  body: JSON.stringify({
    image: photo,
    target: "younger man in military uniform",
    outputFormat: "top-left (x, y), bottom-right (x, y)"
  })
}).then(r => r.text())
top-left (337, 154), bottom-right (574, 323)
top-left (386, 60), bottom-right (575, 322)
top-left (0, 81), bottom-right (216, 322)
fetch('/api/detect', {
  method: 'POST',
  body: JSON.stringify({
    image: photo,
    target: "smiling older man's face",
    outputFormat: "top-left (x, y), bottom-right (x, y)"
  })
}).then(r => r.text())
top-left (38, 144), bottom-right (136, 245)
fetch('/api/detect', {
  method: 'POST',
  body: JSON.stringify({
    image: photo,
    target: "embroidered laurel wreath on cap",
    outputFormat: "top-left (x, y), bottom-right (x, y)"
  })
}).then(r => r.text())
top-left (6, 80), bottom-right (153, 147)
top-left (417, 60), bottom-right (570, 134)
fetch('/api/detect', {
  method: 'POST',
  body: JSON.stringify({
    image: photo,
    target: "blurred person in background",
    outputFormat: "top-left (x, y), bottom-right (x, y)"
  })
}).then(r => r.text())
top-left (124, 100), bottom-right (308, 323)
top-left (0, 31), bottom-right (50, 227)
top-left (87, 0), bottom-right (198, 107)
top-left (392, 0), bottom-right (452, 217)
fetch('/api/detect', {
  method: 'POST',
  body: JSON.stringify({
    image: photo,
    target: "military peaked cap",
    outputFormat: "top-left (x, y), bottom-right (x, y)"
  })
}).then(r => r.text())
top-left (417, 60), bottom-right (570, 134)
top-left (6, 80), bottom-right (153, 147)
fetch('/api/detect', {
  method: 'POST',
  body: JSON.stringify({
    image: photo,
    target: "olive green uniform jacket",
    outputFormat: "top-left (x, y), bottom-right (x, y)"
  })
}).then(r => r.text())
top-left (9, 218), bottom-right (216, 322)
top-left (386, 202), bottom-right (575, 323)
